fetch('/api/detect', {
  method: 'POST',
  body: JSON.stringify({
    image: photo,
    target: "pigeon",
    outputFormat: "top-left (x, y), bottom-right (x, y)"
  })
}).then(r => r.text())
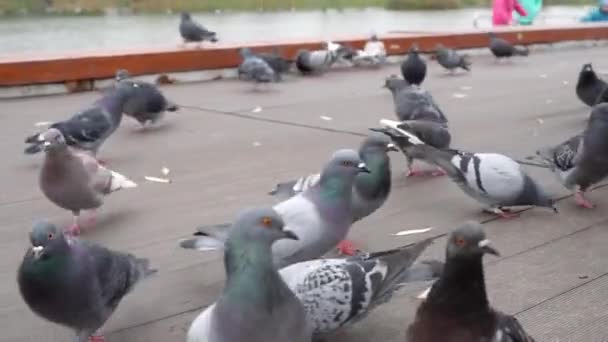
top-left (280, 237), bottom-right (442, 335)
top-left (24, 84), bottom-right (137, 159)
top-left (536, 103), bottom-right (608, 208)
top-left (18, 221), bottom-right (156, 342)
top-left (114, 69), bottom-right (179, 128)
top-left (180, 149), bottom-right (371, 265)
top-left (374, 119), bottom-right (451, 177)
top-left (488, 32), bottom-right (529, 60)
top-left (406, 222), bottom-right (536, 342)
top-left (238, 48), bottom-right (279, 86)
top-left (186, 207), bottom-right (311, 342)
top-left (401, 44), bottom-right (427, 85)
top-left (352, 34), bottom-right (387, 67)
top-left (295, 41), bottom-right (344, 74)
top-left (38, 128), bottom-right (137, 235)
top-left (435, 44), bottom-right (471, 73)
top-left (179, 12), bottom-right (218, 44)
top-left (268, 132), bottom-right (397, 224)
top-left (375, 125), bottom-right (556, 218)
top-left (252, 48), bottom-right (293, 75)
top-left (576, 63), bottom-right (608, 106)
top-left (384, 75), bottom-right (448, 124)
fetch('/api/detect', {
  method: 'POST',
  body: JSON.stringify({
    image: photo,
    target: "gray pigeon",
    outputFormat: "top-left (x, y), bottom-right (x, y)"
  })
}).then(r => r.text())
top-left (376, 125), bottom-right (556, 218)
top-left (248, 48), bottom-right (293, 76)
top-left (384, 75), bottom-right (448, 124)
top-left (268, 132), bottom-right (397, 224)
top-left (375, 119), bottom-right (451, 177)
top-left (18, 221), bottom-right (156, 342)
top-left (488, 32), bottom-right (529, 60)
top-left (238, 48), bottom-right (279, 87)
top-left (24, 84), bottom-right (137, 160)
top-left (401, 44), bottom-right (427, 85)
top-left (179, 12), bottom-right (218, 44)
top-left (186, 207), bottom-right (311, 342)
top-left (537, 103), bottom-right (608, 208)
top-left (280, 237), bottom-right (442, 335)
top-left (576, 63), bottom-right (608, 107)
top-left (38, 128), bottom-right (137, 235)
top-left (295, 41), bottom-right (345, 75)
top-left (180, 149), bottom-right (370, 265)
top-left (113, 69), bottom-right (178, 128)
top-left (435, 44), bottom-right (471, 73)
top-left (406, 222), bottom-right (535, 342)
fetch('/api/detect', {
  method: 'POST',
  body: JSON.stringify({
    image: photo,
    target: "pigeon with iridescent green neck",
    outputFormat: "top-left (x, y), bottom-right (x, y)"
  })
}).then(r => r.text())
top-left (180, 149), bottom-right (371, 265)
top-left (186, 207), bottom-right (311, 342)
top-left (18, 222), bottom-right (156, 342)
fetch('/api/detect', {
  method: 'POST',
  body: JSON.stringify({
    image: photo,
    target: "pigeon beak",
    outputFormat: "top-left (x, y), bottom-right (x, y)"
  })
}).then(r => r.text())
top-left (32, 246), bottom-right (44, 259)
top-left (478, 239), bottom-right (500, 256)
top-left (282, 230), bottom-right (299, 240)
top-left (357, 162), bottom-right (371, 173)
top-left (387, 143), bottom-right (399, 152)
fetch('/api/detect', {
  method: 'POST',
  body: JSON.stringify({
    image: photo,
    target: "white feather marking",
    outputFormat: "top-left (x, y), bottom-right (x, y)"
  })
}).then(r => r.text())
top-left (494, 328), bottom-right (504, 341)
top-left (417, 286), bottom-right (431, 300)
top-left (379, 119), bottom-right (424, 145)
top-left (393, 227), bottom-right (433, 236)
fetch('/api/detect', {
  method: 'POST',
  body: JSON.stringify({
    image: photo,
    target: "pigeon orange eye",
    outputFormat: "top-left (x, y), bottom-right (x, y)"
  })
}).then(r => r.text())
top-left (455, 237), bottom-right (466, 247)
top-left (47, 233), bottom-right (54, 240)
top-left (261, 217), bottom-right (273, 227)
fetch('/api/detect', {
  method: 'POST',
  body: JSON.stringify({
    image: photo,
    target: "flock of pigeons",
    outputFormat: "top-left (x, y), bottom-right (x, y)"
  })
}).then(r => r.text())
top-left (15, 16), bottom-right (608, 342)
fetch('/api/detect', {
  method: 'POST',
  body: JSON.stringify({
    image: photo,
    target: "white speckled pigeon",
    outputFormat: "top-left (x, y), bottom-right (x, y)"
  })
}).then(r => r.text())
top-left (268, 132), bottom-right (397, 224)
top-left (576, 63), bottom-right (608, 107)
top-left (280, 236), bottom-right (442, 336)
top-left (18, 221), bottom-right (156, 342)
top-left (179, 12), bottom-right (217, 45)
top-left (375, 118), bottom-right (451, 177)
top-left (435, 44), bottom-right (471, 73)
top-left (384, 75), bottom-right (447, 124)
top-left (374, 125), bottom-right (556, 218)
top-left (114, 69), bottom-right (178, 128)
top-left (24, 84), bottom-right (137, 161)
top-left (537, 103), bottom-right (608, 208)
top-left (38, 128), bottom-right (137, 235)
top-left (179, 149), bottom-right (371, 265)
top-left (186, 207), bottom-right (311, 342)
top-left (406, 222), bottom-right (536, 342)
top-left (401, 44), bottom-right (427, 85)
top-left (352, 34), bottom-right (387, 67)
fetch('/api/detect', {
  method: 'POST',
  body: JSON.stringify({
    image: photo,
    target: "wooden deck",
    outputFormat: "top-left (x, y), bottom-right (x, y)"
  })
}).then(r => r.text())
top-left (2, 43), bottom-right (608, 341)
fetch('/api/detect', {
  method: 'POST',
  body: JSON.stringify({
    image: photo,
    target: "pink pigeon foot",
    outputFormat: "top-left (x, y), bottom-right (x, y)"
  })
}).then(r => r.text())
top-left (89, 335), bottom-right (106, 342)
top-left (495, 208), bottom-right (519, 219)
top-left (66, 223), bottom-right (81, 236)
top-left (406, 169), bottom-right (426, 177)
top-left (575, 191), bottom-right (595, 209)
top-left (430, 168), bottom-right (447, 177)
top-left (336, 240), bottom-right (357, 256)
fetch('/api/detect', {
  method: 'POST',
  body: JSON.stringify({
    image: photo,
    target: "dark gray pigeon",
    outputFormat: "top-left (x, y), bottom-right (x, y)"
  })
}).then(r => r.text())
top-left (375, 119), bottom-right (451, 177)
top-left (179, 12), bottom-right (218, 44)
top-left (576, 63), bottom-right (608, 107)
top-left (186, 207), bottom-right (311, 342)
top-left (253, 48), bottom-right (293, 75)
top-left (268, 132), bottom-right (397, 224)
top-left (18, 221), bottom-right (156, 342)
top-left (435, 44), bottom-right (471, 73)
top-left (406, 222), bottom-right (535, 342)
top-left (24, 84), bottom-right (137, 159)
top-left (238, 48), bottom-right (278, 88)
top-left (180, 149), bottom-right (371, 264)
top-left (376, 125), bottom-right (556, 218)
top-left (114, 69), bottom-right (178, 128)
top-left (281, 237), bottom-right (442, 335)
top-left (38, 128), bottom-right (137, 235)
top-left (537, 103), bottom-right (608, 208)
top-left (401, 44), bottom-right (427, 85)
top-left (384, 75), bottom-right (447, 124)
top-left (488, 32), bottom-right (529, 60)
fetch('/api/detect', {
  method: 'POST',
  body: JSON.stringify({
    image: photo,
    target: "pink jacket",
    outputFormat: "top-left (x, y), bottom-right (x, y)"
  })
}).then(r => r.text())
top-left (492, 0), bottom-right (528, 26)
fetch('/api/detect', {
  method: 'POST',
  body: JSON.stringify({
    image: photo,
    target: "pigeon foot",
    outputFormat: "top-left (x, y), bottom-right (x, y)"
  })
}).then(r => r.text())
top-left (488, 207), bottom-right (519, 219)
top-left (406, 168), bottom-right (426, 177)
top-left (88, 334), bottom-right (106, 342)
top-left (575, 191), bottom-right (595, 209)
top-left (430, 168), bottom-right (447, 177)
top-left (336, 240), bottom-right (357, 256)
top-left (66, 223), bottom-right (81, 236)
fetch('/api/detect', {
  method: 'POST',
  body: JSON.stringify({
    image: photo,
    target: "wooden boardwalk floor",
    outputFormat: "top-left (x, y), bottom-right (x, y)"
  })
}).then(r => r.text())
top-left (2, 44), bottom-right (608, 342)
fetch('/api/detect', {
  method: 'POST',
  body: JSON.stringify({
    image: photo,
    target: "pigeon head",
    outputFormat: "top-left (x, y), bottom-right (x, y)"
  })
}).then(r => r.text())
top-left (239, 47), bottom-right (253, 58)
top-left (115, 69), bottom-right (131, 82)
top-left (180, 12), bottom-right (191, 20)
top-left (361, 132), bottom-right (397, 154)
top-left (579, 63), bottom-right (597, 82)
top-left (228, 207), bottom-right (297, 246)
top-left (446, 222), bottom-right (499, 260)
top-left (409, 44), bottom-right (420, 54)
top-left (370, 34), bottom-right (379, 41)
top-left (383, 75), bottom-right (409, 91)
top-left (28, 221), bottom-right (69, 261)
top-left (325, 149), bottom-right (370, 177)
top-left (40, 128), bottom-right (66, 152)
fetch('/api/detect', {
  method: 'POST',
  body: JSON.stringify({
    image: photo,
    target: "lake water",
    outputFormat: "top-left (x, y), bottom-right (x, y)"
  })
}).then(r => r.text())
top-left (0, 6), bottom-right (590, 56)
